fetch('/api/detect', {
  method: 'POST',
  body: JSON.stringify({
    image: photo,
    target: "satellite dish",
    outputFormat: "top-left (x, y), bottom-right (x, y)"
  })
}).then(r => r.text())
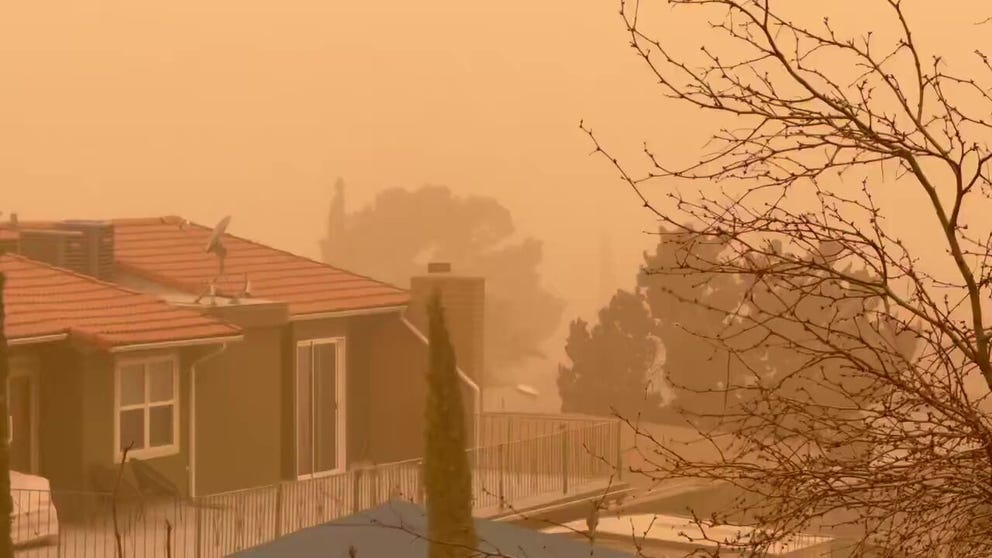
top-left (205, 216), bottom-right (231, 254)
top-left (515, 384), bottom-right (539, 398)
top-left (194, 216), bottom-right (232, 305)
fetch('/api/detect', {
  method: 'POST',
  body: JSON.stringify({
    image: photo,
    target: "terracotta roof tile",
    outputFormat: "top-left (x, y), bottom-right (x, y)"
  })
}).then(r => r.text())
top-left (112, 217), bottom-right (410, 317)
top-left (0, 254), bottom-right (241, 349)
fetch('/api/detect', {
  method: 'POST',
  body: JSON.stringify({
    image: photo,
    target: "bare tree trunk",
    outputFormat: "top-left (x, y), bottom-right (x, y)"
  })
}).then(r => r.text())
top-left (113, 443), bottom-right (134, 558)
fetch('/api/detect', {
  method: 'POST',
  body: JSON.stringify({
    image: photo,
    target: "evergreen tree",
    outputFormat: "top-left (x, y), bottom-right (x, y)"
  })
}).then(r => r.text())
top-left (319, 185), bottom-right (564, 376)
top-left (0, 272), bottom-right (12, 557)
top-left (423, 291), bottom-right (476, 558)
top-left (639, 228), bottom-right (754, 418)
top-left (557, 290), bottom-right (665, 420)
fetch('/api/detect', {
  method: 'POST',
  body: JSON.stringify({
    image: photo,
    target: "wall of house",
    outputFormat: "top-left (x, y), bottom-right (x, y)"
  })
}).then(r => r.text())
top-left (79, 349), bottom-right (192, 497)
top-left (362, 316), bottom-right (429, 464)
top-left (283, 309), bottom-right (480, 479)
top-left (27, 343), bottom-right (193, 500)
top-left (351, 313), bottom-right (479, 465)
top-left (194, 326), bottom-right (284, 495)
top-left (287, 313), bottom-right (431, 472)
top-left (31, 345), bottom-right (85, 491)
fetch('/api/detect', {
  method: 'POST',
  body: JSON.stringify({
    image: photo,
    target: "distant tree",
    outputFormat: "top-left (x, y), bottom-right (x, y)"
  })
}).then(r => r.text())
top-left (563, 228), bottom-right (920, 451)
top-left (557, 289), bottom-right (666, 420)
top-left (639, 229), bottom-right (754, 419)
top-left (0, 273), bottom-right (11, 557)
top-left (423, 292), bottom-right (476, 558)
top-left (320, 184), bottom-right (564, 379)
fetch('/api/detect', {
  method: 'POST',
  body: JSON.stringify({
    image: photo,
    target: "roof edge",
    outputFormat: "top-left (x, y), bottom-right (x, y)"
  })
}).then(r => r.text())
top-left (107, 334), bottom-right (246, 354)
top-left (8, 333), bottom-right (69, 346)
top-left (289, 304), bottom-right (407, 322)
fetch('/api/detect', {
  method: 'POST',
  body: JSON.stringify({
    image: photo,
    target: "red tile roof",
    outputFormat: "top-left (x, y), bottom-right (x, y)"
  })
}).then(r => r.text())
top-left (112, 217), bottom-right (410, 317)
top-left (0, 253), bottom-right (241, 349)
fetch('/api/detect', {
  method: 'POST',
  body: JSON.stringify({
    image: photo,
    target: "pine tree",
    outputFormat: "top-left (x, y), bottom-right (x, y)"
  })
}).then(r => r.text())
top-left (423, 291), bottom-right (476, 558)
top-left (0, 272), bottom-right (12, 557)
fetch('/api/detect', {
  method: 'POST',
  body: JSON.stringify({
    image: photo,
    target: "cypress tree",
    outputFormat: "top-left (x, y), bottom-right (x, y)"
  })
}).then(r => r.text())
top-left (0, 272), bottom-right (12, 557)
top-left (423, 291), bottom-right (476, 558)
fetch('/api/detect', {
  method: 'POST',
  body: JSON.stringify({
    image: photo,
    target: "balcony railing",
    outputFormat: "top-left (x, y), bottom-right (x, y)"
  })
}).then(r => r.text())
top-left (13, 413), bottom-right (623, 558)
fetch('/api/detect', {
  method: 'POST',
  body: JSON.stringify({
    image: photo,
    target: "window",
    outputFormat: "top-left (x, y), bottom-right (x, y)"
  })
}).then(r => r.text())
top-left (296, 338), bottom-right (346, 478)
top-left (115, 356), bottom-right (179, 461)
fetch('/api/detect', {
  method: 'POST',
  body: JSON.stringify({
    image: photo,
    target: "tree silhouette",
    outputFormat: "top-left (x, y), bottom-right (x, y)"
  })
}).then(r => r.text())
top-left (639, 228), bottom-right (752, 420)
top-left (557, 289), bottom-right (665, 420)
top-left (423, 291), bottom-right (476, 558)
top-left (320, 183), bottom-right (564, 379)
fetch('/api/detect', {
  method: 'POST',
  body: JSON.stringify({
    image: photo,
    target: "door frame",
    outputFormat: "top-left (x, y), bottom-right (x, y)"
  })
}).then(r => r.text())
top-left (293, 337), bottom-right (347, 480)
top-left (7, 357), bottom-right (40, 475)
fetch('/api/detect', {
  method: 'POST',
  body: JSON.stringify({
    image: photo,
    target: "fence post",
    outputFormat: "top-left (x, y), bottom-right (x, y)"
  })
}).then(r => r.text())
top-left (416, 460), bottom-right (426, 505)
top-left (195, 496), bottom-right (203, 558)
top-left (615, 420), bottom-right (623, 481)
top-left (352, 468), bottom-right (363, 514)
top-left (497, 443), bottom-right (506, 511)
top-left (560, 425), bottom-right (569, 495)
top-left (372, 467), bottom-right (381, 505)
top-left (274, 482), bottom-right (284, 538)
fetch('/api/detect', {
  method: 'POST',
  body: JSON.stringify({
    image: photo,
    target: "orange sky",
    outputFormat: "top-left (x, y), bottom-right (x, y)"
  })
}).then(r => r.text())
top-left (1, 1), bottom-right (987, 395)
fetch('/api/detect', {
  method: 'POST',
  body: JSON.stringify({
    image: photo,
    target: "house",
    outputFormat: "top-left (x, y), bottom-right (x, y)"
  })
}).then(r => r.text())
top-left (228, 499), bottom-right (634, 558)
top-left (0, 216), bottom-right (485, 499)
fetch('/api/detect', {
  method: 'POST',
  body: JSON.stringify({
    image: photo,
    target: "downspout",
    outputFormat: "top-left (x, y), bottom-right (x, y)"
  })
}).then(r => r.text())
top-left (188, 343), bottom-right (230, 499)
top-left (400, 317), bottom-right (482, 450)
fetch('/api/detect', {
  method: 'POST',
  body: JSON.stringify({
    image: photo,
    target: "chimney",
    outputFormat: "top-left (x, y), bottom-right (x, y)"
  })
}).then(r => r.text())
top-left (407, 262), bottom-right (486, 402)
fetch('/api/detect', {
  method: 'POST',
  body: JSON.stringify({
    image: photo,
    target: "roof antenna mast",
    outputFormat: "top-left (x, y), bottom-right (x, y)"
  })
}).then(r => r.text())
top-left (195, 216), bottom-right (231, 306)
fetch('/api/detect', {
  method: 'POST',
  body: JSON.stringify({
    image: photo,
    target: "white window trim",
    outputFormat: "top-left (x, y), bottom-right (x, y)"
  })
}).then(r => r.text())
top-left (113, 354), bottom-right (181, 463)
top-left (7, 357), bottom-right (40, 474)
top-left (294, 337), bottom-right (347, 480)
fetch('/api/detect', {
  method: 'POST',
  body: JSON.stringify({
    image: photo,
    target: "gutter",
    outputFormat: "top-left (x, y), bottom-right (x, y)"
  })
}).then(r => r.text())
top-left (400, 317), bottom-right (483, 449)
top-left (188, 343), bottom-right (231, 498)
top-left (109, 334), bottom-right (244, 354)
top-left (289, 305), bottom-right (407, 322)
top-left (8, 334), bottom-right (68, 346)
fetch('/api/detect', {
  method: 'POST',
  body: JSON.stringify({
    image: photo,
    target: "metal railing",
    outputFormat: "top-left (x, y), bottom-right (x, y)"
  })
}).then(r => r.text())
top-left (14, 415), bottom-right (622, 558)
top-left (478, 411), bottom-right (619, 445)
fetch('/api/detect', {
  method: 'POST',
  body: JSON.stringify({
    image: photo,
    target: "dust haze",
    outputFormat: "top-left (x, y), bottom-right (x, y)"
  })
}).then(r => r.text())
top-left (1, 2), bottom-right (986, 406)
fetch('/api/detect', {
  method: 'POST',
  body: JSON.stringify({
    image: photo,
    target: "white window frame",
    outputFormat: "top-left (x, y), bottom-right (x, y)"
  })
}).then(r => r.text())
top-left (6, 357), bottom-right (40, 474)
top-left (113, 354), bottom-right (181, 463)
top-left (294, 337), bottom-right (347, 480)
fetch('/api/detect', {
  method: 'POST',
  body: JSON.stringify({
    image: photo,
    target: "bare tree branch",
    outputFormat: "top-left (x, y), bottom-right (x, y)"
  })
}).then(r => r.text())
top-left (584, 1), bottom-right (992, 555)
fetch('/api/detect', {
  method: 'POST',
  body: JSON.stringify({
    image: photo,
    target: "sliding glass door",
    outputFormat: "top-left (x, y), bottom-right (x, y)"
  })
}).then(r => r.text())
top-left (296, 338), bottom-right (346, 478)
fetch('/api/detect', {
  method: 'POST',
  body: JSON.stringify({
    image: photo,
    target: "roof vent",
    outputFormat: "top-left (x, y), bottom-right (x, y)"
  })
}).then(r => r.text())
top-left (427, 262), bottom-right (451, 274)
